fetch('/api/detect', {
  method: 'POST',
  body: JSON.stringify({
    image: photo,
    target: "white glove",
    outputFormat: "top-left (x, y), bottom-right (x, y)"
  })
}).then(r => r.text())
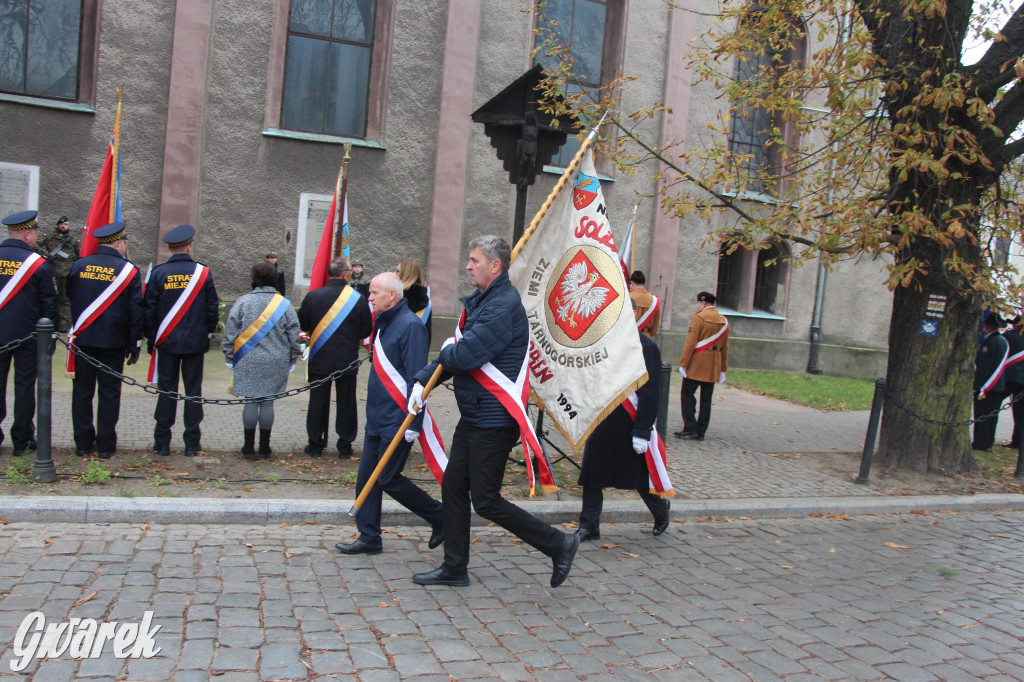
top-left (225, 362), bottom-right (233, 369)
top-left (718, 372), bottom-right (726, 384)
top-left (678, 366), bottom-right (687, 378)
top-left (404, 429), bottom-right (419, 443)
top-left (408, 382), bottom-right (425, 414)
top-left (632, 436), bottom-right (648, 454)
top-left (300, 345), bottom-right (310, 361)
top-left (289, 364), bottom-right (296, 373)
top-left (441, 336), bottom-right (456, 350)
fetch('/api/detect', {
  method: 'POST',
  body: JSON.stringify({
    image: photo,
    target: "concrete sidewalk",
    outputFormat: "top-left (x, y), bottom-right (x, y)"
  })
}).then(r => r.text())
top-left (3, 351), bottom-right (1022, 524)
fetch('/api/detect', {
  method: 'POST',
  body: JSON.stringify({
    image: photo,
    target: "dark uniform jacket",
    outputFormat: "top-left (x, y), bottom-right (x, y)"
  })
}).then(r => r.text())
top-left (579, 333), bottom-right (661, 490)
top-left (365, 299), bottom-right (426, 437)
top-left (143, 254), bottom-right (219, 355)
top-left (67, 245), bottom-right (143, 349)
top-left (974, 331), bottom-right (1009, 394)
top-left (0, 238), bottom-right (57, 344)
top-left (297, 278), bottom-right (372, 377)
top-left (415, 272), bottom-right (526, 429)
top-left (1001, 329), bottom-right (1024, 388)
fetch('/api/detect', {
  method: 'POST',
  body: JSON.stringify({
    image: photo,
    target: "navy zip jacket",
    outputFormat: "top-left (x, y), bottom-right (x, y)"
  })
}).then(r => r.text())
top-left (414, 272), bottom-right (526, 429)
top-left (366, 298), bottom-right (426, 436)
top-left (0, 238), bottom-right (57, 344)
top-left (67, 245), bottom-right (143, 349)
top-left (143, 254), bottom-right (219, 355)
top-left (297, 278), bottom-right (372, 377)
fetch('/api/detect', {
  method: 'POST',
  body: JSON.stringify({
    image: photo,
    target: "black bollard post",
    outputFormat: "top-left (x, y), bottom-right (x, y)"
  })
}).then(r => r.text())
top-left (856, 378), bottom-right (886, 484)
top-left (657, 361), bottom-right (672, 442)
top-left (33, 318), bottom-right (56, 483)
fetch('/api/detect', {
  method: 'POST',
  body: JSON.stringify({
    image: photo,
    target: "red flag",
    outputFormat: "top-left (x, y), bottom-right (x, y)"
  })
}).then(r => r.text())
top-left (80, 144), bottom-right (114, 257)
top-left (308, 186), bottom-right (338, 291)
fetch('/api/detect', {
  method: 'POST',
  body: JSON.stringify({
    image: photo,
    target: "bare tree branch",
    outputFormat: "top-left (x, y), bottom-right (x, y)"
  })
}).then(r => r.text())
top-left (966, 2), bottom-right (1024, 102)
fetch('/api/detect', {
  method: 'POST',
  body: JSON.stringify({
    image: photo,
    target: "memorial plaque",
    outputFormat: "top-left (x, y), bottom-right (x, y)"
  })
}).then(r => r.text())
top-left (295, 192), bottom-right (332, 285)
top-left (0, 162), bottom-right (40, 240)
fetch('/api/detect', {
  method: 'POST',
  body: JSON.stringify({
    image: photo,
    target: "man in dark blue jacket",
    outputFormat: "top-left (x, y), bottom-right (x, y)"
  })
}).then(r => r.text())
top-left (143, 225), bottom-right (219, 456)
top-left (408, 235), bottom-right (579, 588)
top-left (973, 314), bottom-right (1009, 451)
top-left (297, 256), bottom-right (372, 457)
top-left (337, 271), bottom-right (443, 555)
top-left (0, 211), bottom-right (57, 454)
top-left (67, 222), bottom-right (143, 458)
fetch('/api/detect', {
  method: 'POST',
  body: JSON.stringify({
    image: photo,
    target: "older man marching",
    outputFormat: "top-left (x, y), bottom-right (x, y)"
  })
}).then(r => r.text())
top-left (408, 235), bottom-right (579, 588)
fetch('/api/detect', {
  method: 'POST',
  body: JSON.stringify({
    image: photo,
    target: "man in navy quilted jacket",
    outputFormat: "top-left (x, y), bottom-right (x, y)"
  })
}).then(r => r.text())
top-left (407, 235), bottom-right (579, 589)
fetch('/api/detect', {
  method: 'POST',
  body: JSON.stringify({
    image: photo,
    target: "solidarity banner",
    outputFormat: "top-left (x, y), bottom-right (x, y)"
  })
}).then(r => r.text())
top-left (508, 149), bottom-right (647, 450)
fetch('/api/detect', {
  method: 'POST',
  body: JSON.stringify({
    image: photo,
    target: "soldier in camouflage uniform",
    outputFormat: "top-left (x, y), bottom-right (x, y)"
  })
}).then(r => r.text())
top-left (37, 215), bottom-right (81, 332)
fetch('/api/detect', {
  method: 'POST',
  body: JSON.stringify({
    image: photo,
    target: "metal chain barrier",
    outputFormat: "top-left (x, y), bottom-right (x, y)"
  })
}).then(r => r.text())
top-left (883, 386), bottom-right (1023, 427)
top-left (0, 334), bottom-right (39, 355)
top-left (55, 335), bottom-right (371, 405)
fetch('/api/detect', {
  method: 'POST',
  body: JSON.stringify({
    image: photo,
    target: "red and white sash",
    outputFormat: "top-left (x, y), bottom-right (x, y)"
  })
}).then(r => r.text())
top-left (372, 333), bottom-right (447, 484)
top-left (979, 339), bottom-right (1010, 395)
top-left (635, 295), bottom-right (660, 332)
top-left (456, 311), bottom-right (557, 495)
top-left (147, 264), bottom-right (209, 382)
top-left (65, 263), bottom-right (138, 375)
top-left (694, 315), bottom-right (729, 354)
top-left (622, 394), bottom-right (674, 497)
top-left (0, 253), bottom-right (45, 312)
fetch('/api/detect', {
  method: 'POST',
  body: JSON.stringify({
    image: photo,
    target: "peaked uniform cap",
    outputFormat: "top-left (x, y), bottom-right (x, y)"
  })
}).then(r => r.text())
top-left (94, 221), bottom-right (127, 243)
top-left (2, 210), bottom-right (39, 231)
top-left (164, 224), bottom-right (195, 248)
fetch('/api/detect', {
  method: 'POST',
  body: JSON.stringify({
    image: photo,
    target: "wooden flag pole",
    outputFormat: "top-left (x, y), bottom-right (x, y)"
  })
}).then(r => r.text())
top-left (510, 110), bottom-right (608, 263)
top-left (333, 143), bottom-right (353, 257)
top-left (348, 364), bottom-right (445, 516)
top-left (108, 85), bottom-right (123, 224)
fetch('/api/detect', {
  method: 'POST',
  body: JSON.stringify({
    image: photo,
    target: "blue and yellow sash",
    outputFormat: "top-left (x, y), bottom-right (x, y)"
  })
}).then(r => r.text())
top-left (308, 285), bottom-right (359, 360)
top-left (415, 297), bottom-right (431, 325)
top-left (233, 293), bottom-right (290, 366)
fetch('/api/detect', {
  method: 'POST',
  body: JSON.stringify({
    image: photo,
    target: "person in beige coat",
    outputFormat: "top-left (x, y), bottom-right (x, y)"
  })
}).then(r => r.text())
top-left (628, 271), bottom-right (661, 338)
top-left (675, 291), bottom-right (729, 441)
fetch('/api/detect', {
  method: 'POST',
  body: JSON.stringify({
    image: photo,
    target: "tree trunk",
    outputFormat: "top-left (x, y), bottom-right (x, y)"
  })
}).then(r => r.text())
top-left (876, 260), bottom-right (979, 472)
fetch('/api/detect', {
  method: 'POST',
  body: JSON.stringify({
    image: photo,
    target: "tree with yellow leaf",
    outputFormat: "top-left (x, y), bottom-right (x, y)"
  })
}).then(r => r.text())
top-left (537, 0), bottom-right (1024, 473)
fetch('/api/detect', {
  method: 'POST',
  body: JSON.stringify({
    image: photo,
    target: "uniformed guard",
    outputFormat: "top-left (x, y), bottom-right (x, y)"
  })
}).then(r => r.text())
top-left (628, 271), bottom-right (662, 338)
top-left (66, 222), bottom-right (143, 458)
top-left (675, 291), bottom-right (730, 441)
top-left (143, 224), bottom-right (219, 456)
top-left (0, 210), bottom-right (57, 455)
top-left (37, 215), bottom-right (81, 332)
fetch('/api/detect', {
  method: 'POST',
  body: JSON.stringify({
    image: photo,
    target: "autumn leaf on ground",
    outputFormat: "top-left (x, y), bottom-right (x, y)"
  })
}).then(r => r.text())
top-left (884, 542), bottom-right (910, 549)
top-left (624, 552), bottom-right (640, 558)
top-left (280, 522), bottom-right (292, 529)
top-left (601, 544), bottom-right (620, 549)
top-left (379, 602), bottom-right (393, 608)
top-left (779, 565), bottom-right (794, 569)
top-left (301, 520), bottom-right (316, 526)
top-left (72, 590), bottom-right (99, 608)
top-left (140, 524), bottom-right (150, 532)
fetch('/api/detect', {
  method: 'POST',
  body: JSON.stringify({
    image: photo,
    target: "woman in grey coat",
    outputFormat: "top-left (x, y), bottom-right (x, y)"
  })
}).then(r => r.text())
top-left (223, 261), bottom-right (301, 459)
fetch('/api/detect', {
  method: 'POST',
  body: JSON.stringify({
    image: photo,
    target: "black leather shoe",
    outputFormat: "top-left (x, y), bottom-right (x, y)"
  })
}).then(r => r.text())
top-left (304, 445), bottom-right (323, 457)
top-left (674, 430), bottom-right (698, 439)
top-left (154, 444), bottom-right (171, 457)
top-left (412, 566), bottom-right (469, 587)
top-left (575, 528), bottom-right (600, 541)
top-left (335, 539), bottom-right (382, 555)
top-left (550, 533), bottom-right (580, 588)
top-left (337, 444), bottom-right (353, 459)
top-left (184, 446), bottom-right (201, 457)
top-left (653, 500), bottom-right (671, 536)
top-left (97, 451), bottom-right (114, 460)
top-left (427, 524), bottom-right (445, 549)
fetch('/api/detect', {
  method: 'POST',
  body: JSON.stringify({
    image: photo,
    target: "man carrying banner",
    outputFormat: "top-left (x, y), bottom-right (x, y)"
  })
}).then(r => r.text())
top-left (629, 271), bottom-right (661, 338)
top-left (577, 330), bottom-right (672, 540)
top-left (0, 211), bottom-right (57, 455)
top-left (408, 236), bottom-right (579, 588)
top-left (144, 224), bottom-right (220, 456)
top-left (337, 272), bottom-right (444, 555)
top-left (66, 222), bottom-right (143, 458)
top-left (297, 256), bottom-right (372, 458)
top-left (676, 291), bottom-right (730, 442)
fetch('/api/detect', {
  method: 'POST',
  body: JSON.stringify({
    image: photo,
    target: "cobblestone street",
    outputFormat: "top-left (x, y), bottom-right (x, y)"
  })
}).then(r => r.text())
top-left (0, 510), bottom-right (1021, 680)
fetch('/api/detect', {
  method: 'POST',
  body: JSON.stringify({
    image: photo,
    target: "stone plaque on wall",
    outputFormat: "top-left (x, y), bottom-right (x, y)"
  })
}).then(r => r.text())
top-left (295, 192), bottom-right (332, 285)
top-left (0, 162), bottom-right (40, 240)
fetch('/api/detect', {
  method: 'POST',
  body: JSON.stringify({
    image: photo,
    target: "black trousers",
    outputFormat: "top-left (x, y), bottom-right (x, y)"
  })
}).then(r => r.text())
top-left (72, 346), bottom-right (125, 453)
top-left (0, 341), bottom-right (36, 451)
top-left (578, 486), bottom-right (669, 531)
top-left (682, 377), bottom-right (715, 437)
top-left (355, 432), bottom-right (443, 544)
top-left (972, 390), bottom-right (1005, 451)
top-left (1006, 382), bottom-right (1024, 447)
top-left (441, 421), bottom-right (564, 573)
top-left (154, 351), bottom-right (204, 449)
top-left (306, 373), bottom-right (357, 452)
